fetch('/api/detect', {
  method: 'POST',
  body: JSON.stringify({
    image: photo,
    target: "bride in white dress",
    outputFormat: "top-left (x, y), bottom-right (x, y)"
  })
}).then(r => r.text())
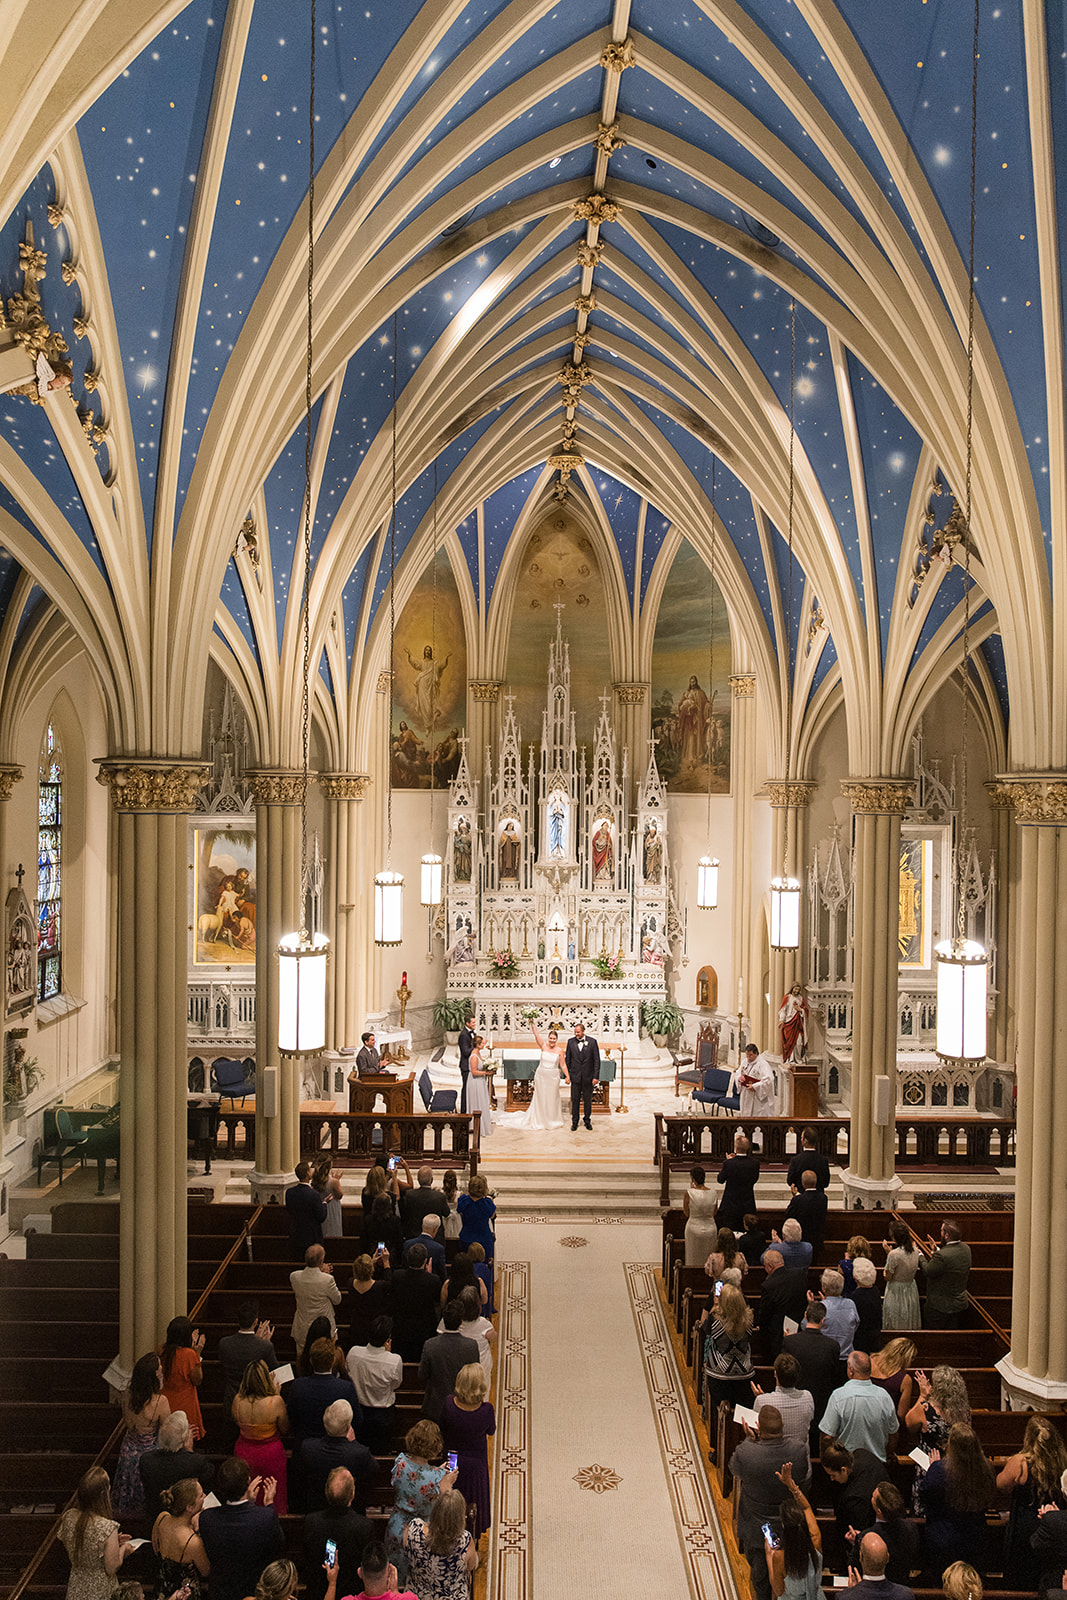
top-left (508, 1021), bottom-right (565, 1131)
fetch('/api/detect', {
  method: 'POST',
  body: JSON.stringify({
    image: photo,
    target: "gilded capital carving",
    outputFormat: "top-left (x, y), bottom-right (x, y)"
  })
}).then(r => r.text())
top-left (470, 680), bottom-right (502, 703)
top-left (0, 765), bottom-right (22, 801)
top-left (984, 780), bottom-right (1016, 810)
top-left (600, 37), bottom-right (637, 72)
top-left (318, 772), bottom-right (371, 801)
top-left (558, 361), bottom-right (592, 390)
top-left (248, 770), bottom-right (307, 807)
top-left (573, 293), bottom-right (597, 315)
top-left (613, 681), bottom-right (647, 705)
top-left (1003, 775), bottom-right (1067, 825)
top-left (729, 673), bottom-right (755, 699)
top-left (840, 779), bottom-right (914, 815)
top-left (572, 194), bottom-right (621, 226)
top-left (96, 760), bottom-right (210, 812)
top-left (376, 670), bottom-right (393, 693)
top-left (765, 780), bottom-right (817, 808)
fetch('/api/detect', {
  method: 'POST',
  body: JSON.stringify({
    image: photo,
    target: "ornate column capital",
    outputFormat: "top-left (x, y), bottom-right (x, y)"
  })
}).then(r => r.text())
top-left (469, 680), bottom-right (502, 703)
top-left (376, 670), bottom-right (393, 693)
top-left (730, 673), bottom-right (755, 699)
top-left (248, 769), bottom-right (306, 806)
top-left (984, 779), bottom-right (1017, 810)
top-left (998, 773), bottom-right (1067, 824)
top-left (613, 681), bottom-right (647, 705)
top-left (764, 780), bottom-right (817, 808)
top-left (96, 759), bottom-right (210, 812)
top-left (0, 765), bottom-right (22, 801)
top-left (840, 778), bottom-right (915, 815)
top-left (318, 772), bottom-right (372, 801)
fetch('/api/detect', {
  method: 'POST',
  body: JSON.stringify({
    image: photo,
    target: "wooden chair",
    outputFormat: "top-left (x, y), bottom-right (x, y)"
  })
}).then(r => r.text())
top-left (675, 1021), bottom-right (720, 1102)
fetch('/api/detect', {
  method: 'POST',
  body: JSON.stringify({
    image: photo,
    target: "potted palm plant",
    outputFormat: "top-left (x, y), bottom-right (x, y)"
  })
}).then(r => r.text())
top-left (432, 995), bottom-right (473, 1045)
top-left (641, 998), bottom-right (685, 1048)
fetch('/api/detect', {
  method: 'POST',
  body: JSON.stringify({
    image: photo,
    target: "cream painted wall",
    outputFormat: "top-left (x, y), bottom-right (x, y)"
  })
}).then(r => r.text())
top-left (667, 792), bottom-right (735, 1010)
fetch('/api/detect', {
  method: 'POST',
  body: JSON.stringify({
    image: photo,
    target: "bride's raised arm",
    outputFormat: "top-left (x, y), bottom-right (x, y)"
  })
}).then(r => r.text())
top-left (530, 1020), bottom-right (545, 1049)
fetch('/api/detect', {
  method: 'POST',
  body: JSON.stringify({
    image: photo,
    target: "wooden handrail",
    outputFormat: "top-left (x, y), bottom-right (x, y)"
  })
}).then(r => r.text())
top-left (902, 1214), bottom-right (1011, 1352)
top-left (7, 1206), bottom-right (264, 1600)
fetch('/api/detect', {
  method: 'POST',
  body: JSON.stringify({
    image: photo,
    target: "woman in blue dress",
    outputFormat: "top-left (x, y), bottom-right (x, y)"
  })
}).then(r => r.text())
top-left (457, 1174), bottom-right (496, 1261)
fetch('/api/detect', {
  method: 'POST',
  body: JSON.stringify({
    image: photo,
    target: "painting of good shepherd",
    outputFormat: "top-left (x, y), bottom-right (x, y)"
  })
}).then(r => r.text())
top-left (651, 539), bottom-right (732, 793)
top-left (194, 830), bottom-right (256, 964)
top-left (390, 550), bottom-right (467, 788)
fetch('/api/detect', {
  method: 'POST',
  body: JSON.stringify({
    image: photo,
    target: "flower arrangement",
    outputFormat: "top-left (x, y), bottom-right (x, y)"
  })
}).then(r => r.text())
top-left (520, 1007), bottom-right (539, 1023)
top-left (490, 950), bottom-right (520, 980)
top-left (591, 951), bottom-right (625, 981)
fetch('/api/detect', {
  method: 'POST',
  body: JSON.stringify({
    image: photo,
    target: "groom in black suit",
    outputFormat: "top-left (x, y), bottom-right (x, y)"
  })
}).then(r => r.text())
top-left (564, 1022), bottom-right (600, 1130)
top-left (457, 1014), bottom-right (475, 1113)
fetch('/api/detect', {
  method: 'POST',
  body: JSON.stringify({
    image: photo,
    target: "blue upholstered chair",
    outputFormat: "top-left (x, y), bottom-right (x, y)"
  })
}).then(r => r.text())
top-left (418, 1068), bottom-right (457, 1113)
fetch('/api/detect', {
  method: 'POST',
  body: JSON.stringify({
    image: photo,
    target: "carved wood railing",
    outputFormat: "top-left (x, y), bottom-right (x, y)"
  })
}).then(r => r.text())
top-left (217, 1109), bottom-right (480, 1177)
top-left (653, 1114), bottom-right (1016, 1205)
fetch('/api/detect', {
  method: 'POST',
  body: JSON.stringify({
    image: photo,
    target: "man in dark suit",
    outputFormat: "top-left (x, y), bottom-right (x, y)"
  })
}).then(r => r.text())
top-left (284, 1342), bottom-right (363, 1445)
top-left (300, 1399), bottom-right (376, 1513)
top-left (781, 1301), bottom-right (842, 1449)
top-left (457, 1015), bottom-right (475, 1113)
top-left (303, 1467), bottom-right (374, 1600)
top-left (402, 1213), bottom-right (446, 1278)
top-left (356, 1030), bottom-right (394, 1078)
top-left (285, 1161), bottom-right (327, 1260)
top-left (1032, 1503), bottom-right (1067, 1595)
top-left (399, 1167), bottom-right (450, 1238)
top-left (786, 1127), bottom-right (831, 1191)
top-left (920, 1221), bottom-right (972, 1327)
top-left (849, 1482), bottom-right (921, 1587)
top-left (390, 1242), bottom-right (443, 1361)
top-left (822, 1441), bottom-right (888, 1541)
top-left (198, 1456), bottom-right (285, 1600)
top-left (784, 1169), bottom-right (829, 1256)
top-left (564, 1022), bottom-right (599, 1131)
top-left (716, 1133), bottom-right (761, 1230)
top-left (139, 1410), bottom-right (215, 1519)
top-left (757, 1249), bottom-right (809, 1360)
top-left (418, 1299), bottom-right (479, 1420)
top-left (217, 1300), bottom-right (277, 1413)
top-left (845, 1531), bottom-right (915, 1599)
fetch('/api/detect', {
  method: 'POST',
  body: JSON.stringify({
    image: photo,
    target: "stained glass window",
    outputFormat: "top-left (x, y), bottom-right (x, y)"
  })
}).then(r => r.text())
top-left (38, 722), bottom-right (62, 1001)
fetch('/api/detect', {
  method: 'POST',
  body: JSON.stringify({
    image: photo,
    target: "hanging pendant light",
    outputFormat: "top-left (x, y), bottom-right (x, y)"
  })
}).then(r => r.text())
top-left (936, 1), bottom-right (986, 1063)
top-left (277, 0), bottom-right (328, 1054)
top-left (375, 870), bottom-right (404, 945)
top-left (420, 853), bottom-right (443, 907)
top-left (697, 855), bottom-right (720, 910)
top-left (770, 303), bottom-right (801, 953)
top-left (697, 457), bottom-right (719, 911)
top-left (375, 307), bottom-right (405, 943)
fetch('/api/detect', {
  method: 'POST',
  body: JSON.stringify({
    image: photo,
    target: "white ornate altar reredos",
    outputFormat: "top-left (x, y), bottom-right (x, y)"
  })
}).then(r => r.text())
top-left (444, 613), bottom-right (681, 1048)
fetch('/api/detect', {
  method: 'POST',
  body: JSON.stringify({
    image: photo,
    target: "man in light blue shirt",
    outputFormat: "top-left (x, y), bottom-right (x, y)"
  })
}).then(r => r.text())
top-left (819, 1351), bottom-right (899, 1462)
top-left (813, 1268), bottom-right (859, 1359)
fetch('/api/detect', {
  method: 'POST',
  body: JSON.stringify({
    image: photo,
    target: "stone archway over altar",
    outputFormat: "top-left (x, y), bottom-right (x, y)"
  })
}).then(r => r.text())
top-left (442, 610), bottom-right (684, 1051)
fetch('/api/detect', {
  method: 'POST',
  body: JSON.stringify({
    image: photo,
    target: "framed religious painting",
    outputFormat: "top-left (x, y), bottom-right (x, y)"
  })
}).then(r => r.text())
top-left (192, 827), bottom-right (257, 965)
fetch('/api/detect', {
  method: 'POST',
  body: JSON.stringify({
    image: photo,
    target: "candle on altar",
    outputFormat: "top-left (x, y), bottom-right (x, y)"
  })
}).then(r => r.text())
top-left (402, 971), bottom-right (407, 986)
top-left (738, 976), bottom-right (743, 1011)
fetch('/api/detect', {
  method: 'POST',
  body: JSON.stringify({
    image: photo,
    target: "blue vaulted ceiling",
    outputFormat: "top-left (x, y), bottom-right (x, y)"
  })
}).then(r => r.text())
top-left (0, 0), bottom-right (1059, 757)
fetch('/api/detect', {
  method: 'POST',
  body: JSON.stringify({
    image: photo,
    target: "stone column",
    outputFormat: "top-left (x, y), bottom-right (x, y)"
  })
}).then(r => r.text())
top-left (320, 773), bottom-right (371, 1049)
top-left (764, 780), bottom-right (816, 1049)
top-left (613, 682), bottom-right (648, 806)
top-left (985, 781), bottom-right (1016, 1065)
top-left (997, 776), bottom-right (1067, 1407)
top-left (729, 674), bottom-right (757, 1034)
top-left (839, 779), bottom-right (913, 1209)
top-left (247, 770), bottom-right (304, 1203)
top-left (468, 681), bottom-right (501, 791)
top-left (96, 759), bottom-right (210, 1376)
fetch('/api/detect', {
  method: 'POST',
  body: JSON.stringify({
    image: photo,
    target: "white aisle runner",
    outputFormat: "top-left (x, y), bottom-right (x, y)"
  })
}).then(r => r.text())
top-left (489, 1222), bottom-right (739, 1600)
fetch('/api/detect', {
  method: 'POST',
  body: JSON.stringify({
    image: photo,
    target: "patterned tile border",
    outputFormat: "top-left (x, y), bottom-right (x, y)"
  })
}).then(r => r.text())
top-left (623, 1262), bottom-right (740, 1600)
top-left (490, 1260), bottom-right (530, 1600)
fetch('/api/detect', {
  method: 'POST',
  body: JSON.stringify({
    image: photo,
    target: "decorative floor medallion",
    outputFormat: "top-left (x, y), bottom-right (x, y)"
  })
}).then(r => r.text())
top-left (573, 1462), bottom-right (623, 1493)
top-left (559, 1235), bottom-right (588, 1248)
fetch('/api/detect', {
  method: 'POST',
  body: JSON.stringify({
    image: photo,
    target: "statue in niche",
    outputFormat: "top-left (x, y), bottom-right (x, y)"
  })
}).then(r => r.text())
top-left (452, 816), bottom-right (472, 883)
top-left (591, 819), bottom-right (614, 881)
top-left (548, 791), bottom-right (567, 856)
top-left (499, 821), bottom-right (521, 880)
top-left (779, 982), bottom-right (810, 1065)
top-left (448, 929), bottom-right (475, 965)
top-left (643, 818), bottom-right (663, 882)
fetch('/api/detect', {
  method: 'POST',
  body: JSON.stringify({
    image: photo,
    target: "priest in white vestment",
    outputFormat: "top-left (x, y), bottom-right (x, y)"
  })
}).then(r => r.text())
top-left (736, 1043), bottom-right (775, 1118)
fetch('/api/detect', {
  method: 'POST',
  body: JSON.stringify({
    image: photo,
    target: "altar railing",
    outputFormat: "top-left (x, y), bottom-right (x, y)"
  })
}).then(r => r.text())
top-left (217, 1109), bottom-right (480, 1176)
top-left (653, 1113), bottom-right (1016, 1205)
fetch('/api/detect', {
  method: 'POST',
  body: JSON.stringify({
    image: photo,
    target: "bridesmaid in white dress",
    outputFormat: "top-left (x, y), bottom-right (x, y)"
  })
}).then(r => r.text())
top-left (465, 1034), bottom-right (494, 1139)
top-left (508, 1021), bottom-right (565, 1131)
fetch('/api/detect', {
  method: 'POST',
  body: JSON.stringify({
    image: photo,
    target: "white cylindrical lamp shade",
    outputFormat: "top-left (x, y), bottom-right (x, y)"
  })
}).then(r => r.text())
top-left (420, 853), bottom-right (443, 907)
top-left (697, 856), bottom-right (719, 909)
top-left (934, 937), bottom-right (987, 1061)
top-left (277, 932), bottom-right (329, 1054)
top-left (374, 870), bottom-right (404, 945)
top-left (769, 876), bottom-right (801, 949)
